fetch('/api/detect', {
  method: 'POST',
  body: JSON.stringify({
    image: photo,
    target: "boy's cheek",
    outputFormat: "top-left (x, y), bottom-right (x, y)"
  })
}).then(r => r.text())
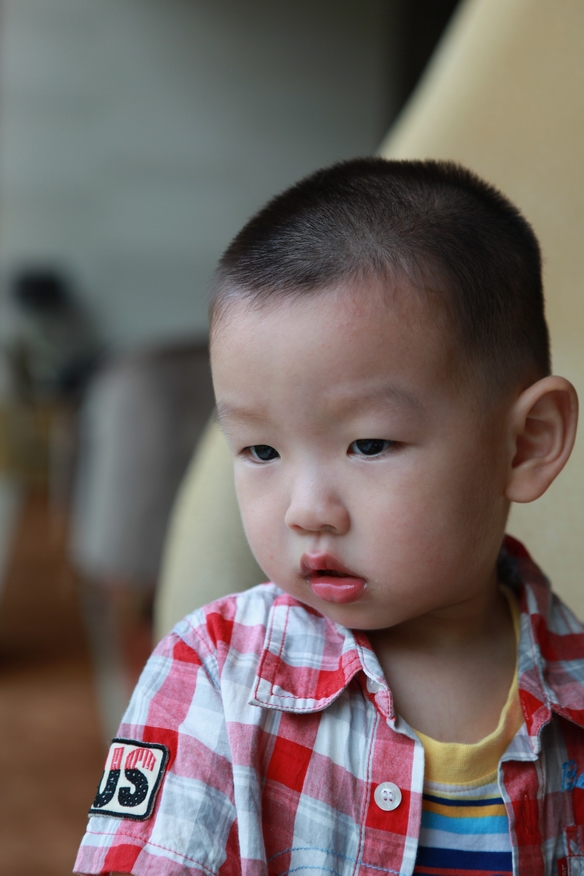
top-left (238, 500), bottom-right (283, 569)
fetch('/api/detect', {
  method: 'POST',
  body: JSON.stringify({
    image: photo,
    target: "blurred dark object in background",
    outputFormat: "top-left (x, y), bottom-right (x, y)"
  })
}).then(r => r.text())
top-left (1, 268), bottom-right (102, 500)
top-left (8, 267), bottom-right (101, 403)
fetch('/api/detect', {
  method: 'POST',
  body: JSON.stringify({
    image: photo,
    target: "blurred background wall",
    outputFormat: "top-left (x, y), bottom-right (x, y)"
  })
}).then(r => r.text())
top-left (0, 0), bottom-right (397, 356)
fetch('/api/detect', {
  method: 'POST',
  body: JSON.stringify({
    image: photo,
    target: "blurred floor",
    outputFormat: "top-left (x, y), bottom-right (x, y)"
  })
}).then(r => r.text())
top-left (0, 488), bottom-right (105, 876)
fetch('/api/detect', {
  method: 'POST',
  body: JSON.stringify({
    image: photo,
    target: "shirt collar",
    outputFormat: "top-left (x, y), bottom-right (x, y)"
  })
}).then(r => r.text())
top-left (249, 592), bottom-right (387, 714)
top-left (501, 535), bottom-right (584, 741)
top-left (250, 536), bottom-right (584, 739)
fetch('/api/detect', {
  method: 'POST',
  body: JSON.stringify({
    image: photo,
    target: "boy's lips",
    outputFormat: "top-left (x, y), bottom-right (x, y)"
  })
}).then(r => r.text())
top-left (300, 553), bottom-right (366, 605)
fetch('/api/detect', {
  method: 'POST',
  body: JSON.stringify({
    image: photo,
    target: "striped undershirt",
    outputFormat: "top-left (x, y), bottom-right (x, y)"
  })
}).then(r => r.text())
top-left (413, 588), bottom-right (523, 875)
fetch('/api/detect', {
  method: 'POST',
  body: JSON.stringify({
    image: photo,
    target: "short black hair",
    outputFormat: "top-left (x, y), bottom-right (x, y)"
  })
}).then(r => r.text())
top-left (210, 158), bottom-right (550, 394)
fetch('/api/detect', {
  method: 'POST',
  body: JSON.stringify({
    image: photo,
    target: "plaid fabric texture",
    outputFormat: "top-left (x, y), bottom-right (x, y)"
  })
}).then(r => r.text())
top-left (75, 536), bottom-right (584, 876)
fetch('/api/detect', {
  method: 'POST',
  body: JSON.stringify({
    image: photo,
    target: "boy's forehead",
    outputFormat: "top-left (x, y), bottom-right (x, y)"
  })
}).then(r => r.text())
top-left (211, 279), bottom-right (466, 407)
top-left (212, 275), bottom-right (451, 343)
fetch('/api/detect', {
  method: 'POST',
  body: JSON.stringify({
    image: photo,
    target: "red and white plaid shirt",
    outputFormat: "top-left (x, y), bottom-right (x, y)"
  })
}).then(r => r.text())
top-left (75, 537), bottom-right (584, 876)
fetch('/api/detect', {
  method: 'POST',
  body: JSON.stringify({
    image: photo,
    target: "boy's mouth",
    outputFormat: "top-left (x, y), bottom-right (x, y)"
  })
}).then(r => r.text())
top-left (301, 553), bottom-right (366, 605)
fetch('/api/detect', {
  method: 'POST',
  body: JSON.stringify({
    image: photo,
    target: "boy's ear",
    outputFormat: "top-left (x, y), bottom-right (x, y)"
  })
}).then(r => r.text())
top-left (505, 376), bottom-right (579, 503)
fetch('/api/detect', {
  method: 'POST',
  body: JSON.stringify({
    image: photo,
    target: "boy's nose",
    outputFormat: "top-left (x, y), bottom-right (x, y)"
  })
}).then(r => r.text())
top-left (284, 478), bottom-right (350, 535)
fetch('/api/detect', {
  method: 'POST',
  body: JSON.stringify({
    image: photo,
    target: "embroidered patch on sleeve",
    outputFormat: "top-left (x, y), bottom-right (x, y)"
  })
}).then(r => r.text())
top-left (89, 738), bottom-right (169, 820)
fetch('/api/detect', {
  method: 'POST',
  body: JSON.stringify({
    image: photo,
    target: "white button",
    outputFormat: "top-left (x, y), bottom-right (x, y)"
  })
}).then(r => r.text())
top-left (366, 677), bottom-right (382, 693)
top-left (374, 782), bottom-right (402, 811)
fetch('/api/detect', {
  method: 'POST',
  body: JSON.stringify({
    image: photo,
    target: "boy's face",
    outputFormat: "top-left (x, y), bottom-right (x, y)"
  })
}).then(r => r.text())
top-left (212, 282), bottom-right (512, 632)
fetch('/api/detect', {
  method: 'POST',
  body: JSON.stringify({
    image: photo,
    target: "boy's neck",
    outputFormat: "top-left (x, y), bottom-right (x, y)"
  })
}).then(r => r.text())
top-left (367, 578), bottom-right (517, 744)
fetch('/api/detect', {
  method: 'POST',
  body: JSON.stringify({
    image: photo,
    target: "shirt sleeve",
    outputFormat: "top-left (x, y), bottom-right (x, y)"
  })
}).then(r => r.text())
top-left (74, 616), bottom-right (240, 876)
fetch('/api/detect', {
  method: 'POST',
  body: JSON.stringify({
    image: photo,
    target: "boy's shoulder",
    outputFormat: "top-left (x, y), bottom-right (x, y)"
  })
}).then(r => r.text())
top-left (197, 580), bottom-right (287, 621)
top-left (172, 582), bottom-right (290, 648)
top-left (154, 583), bottom-right (284, 668)
top-left (170, 581), bottom-right (345, 651)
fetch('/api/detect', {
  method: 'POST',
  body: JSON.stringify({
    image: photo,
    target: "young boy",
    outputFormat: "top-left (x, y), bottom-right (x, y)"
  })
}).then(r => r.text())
top-left (75, 159), bottom-right (584, 876)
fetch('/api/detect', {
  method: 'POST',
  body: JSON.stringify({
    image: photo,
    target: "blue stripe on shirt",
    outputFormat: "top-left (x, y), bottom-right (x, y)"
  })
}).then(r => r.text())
top-left (421, 810), bottom-right (510, 835)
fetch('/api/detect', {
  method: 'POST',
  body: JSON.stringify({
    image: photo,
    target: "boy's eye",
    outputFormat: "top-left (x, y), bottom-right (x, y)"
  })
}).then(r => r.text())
top-left (248, 444), bottom-right (279, 462)
top-left (349, 439), bottom-right (395, 457)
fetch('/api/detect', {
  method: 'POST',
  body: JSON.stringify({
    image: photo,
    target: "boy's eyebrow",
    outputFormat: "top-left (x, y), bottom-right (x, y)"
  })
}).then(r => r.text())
top-left (214, 401), bottom-right (265, 427)
top-left (215, 383), bottom-right (423, 427)
top-left (361, 383), bottom-right (423, 412)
